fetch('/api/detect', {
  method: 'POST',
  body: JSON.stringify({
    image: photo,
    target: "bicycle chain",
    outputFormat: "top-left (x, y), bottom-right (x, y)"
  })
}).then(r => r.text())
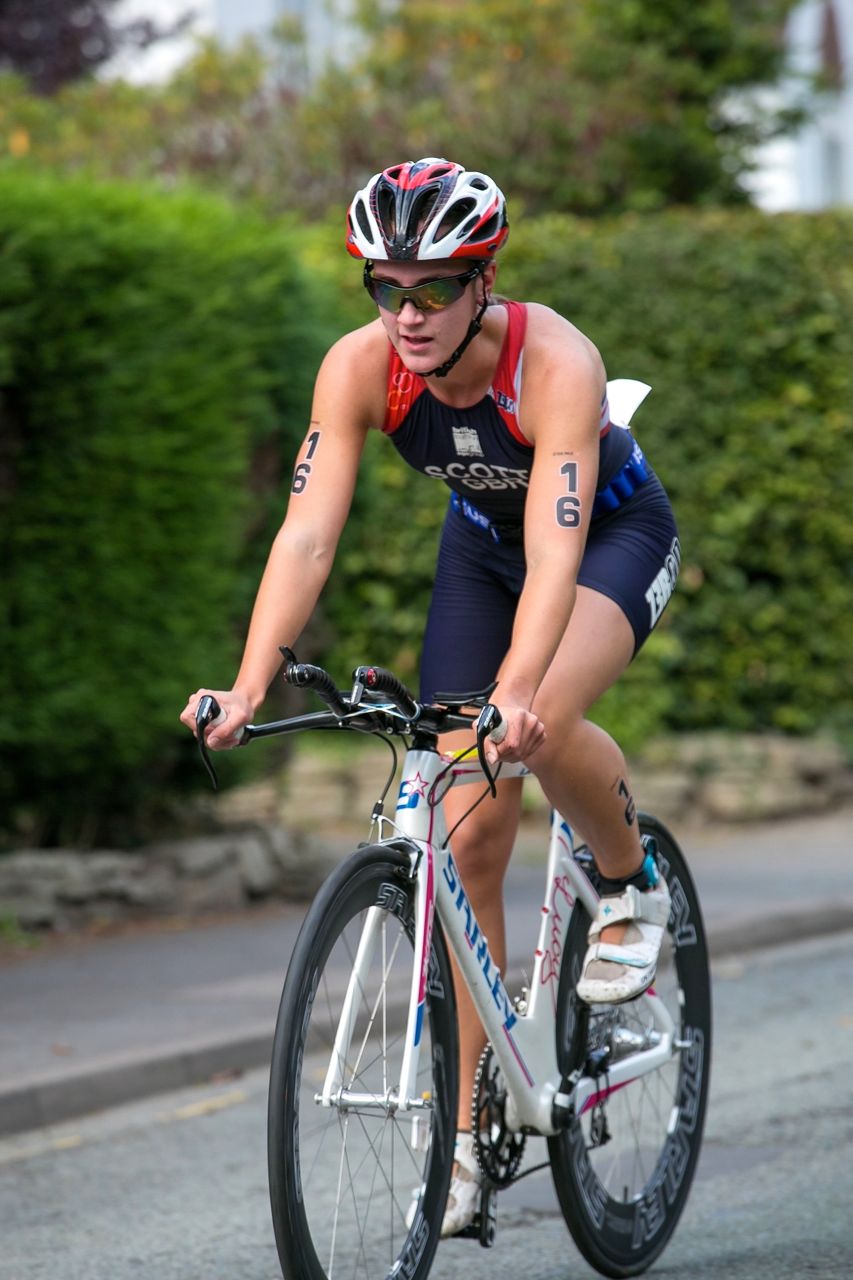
top-left (471, 1042), bottom-right (526, 1189)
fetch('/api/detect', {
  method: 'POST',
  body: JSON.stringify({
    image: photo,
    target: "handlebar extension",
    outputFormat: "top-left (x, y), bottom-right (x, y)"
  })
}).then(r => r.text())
top-left (351, 665), bottom-right (420, 721)
top-left (280, 646), bottom-right (349, 717)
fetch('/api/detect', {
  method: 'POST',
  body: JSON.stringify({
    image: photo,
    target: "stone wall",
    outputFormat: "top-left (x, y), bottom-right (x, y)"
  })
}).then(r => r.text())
top-left (272, 731), bottom-right (853, 828)
top-left (0, 827), bottom-right (340, 932)
top-left (630, 732), bottom-right (852, 823)
top-left (1, 732), bottom-right (850, 932)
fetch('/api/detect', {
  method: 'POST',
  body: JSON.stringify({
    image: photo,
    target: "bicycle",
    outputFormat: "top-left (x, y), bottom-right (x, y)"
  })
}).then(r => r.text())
top-left (196, 649), bottom-right (711, 1280)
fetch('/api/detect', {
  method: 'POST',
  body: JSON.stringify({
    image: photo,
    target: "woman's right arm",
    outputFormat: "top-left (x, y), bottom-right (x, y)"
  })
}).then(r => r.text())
top-left (180, 324), bottom-right (385, 747)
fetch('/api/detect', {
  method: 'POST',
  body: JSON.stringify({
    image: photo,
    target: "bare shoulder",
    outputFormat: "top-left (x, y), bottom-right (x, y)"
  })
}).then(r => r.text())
top-left (516, 303), bottom-right (605, 446)
top-left (523, 301), bottom-right (605, 388)
top-left (314, 318), bottom-right (390, 429)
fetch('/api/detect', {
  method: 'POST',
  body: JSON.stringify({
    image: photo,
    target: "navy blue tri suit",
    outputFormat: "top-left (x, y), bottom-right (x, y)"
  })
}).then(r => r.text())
top-left (381, 300), bottom-right (680, 703)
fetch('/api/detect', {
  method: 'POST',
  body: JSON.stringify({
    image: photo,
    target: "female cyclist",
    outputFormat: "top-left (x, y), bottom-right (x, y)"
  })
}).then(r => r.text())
top-left (181, 158), bottom-right (679, 1237)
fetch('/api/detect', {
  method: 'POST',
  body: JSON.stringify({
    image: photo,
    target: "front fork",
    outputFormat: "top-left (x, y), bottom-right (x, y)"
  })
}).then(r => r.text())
top-left (319, 841), bottom-right (433, 1114)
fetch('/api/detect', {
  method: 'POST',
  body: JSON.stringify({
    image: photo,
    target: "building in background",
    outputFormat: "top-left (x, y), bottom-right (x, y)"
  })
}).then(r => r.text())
top-left (108, 0), bottom-right (213, 83)
top-left (752, 0), bottom-right (853, 209)
top-left (214, 0), bottom-right (358, 85)
top-left (108, 0), bottom-right (358, 86)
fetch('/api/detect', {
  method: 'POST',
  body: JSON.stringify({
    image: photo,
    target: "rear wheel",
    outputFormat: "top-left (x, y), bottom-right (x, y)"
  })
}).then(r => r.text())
top-left (268, 843), bottom-right (458, 1280)
top-left (548, 815), bottom-right (711, 1277)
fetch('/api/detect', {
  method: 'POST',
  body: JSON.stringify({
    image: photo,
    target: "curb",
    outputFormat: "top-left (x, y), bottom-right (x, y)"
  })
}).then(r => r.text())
top-left (0, 1026), bottom-right (274, 1139)
top-left (3, 907), bottom-right (852, 1140)
top-left (702, 902), bottom-right (853, 961)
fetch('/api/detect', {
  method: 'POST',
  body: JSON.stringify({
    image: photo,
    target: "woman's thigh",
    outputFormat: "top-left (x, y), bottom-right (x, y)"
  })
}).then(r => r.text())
top-left (420, 512), bottom-right (524, 703)
top-left (531, 585), bottom-right (636, 726)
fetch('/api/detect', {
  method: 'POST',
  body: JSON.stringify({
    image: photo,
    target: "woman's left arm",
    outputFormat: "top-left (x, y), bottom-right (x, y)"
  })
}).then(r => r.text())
top-left (487, 306), bottom-right (605, 763)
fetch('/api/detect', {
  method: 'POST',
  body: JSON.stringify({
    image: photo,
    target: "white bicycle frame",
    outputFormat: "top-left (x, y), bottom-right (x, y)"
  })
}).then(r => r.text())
top-left (320, 740), bottom-right (679, 1137)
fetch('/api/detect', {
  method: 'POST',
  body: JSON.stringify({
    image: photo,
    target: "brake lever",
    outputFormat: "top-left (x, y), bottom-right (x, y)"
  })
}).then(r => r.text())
top-left (196, 694), bottom-right (221, 791)
top-left (475, 703), bottom-right (505, 798)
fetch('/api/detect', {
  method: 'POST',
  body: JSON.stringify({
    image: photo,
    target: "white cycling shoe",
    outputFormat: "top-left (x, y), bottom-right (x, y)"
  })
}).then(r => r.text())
top-left (406, 1131), bottom-right (483, 1238)
top-left (577, 878), bottom-right (672, 1005)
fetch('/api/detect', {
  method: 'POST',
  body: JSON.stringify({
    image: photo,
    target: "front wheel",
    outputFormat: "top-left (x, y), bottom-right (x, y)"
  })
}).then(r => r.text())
top-left (267, 843), bottom-right (458, 1280)
top-left (548, 815), bottom-right (712, 1278)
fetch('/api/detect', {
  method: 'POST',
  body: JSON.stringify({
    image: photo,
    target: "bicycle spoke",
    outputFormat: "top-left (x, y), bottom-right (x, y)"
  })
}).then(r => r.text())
top-left (347, 917), bottom-right (406, 1088)
top-left (327, 1111), bottom-right (349, 1276)
top-left (342, 1118), bottom-right (376, 1280)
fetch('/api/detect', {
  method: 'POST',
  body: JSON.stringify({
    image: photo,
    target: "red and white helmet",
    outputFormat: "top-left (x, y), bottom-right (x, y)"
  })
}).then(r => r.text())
top-left (346, 158), bottom-right (509, 262)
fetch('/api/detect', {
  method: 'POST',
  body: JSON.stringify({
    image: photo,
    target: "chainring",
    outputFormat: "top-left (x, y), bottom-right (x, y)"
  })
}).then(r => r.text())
top-left (471, 1043), bottom-right (526, 1189)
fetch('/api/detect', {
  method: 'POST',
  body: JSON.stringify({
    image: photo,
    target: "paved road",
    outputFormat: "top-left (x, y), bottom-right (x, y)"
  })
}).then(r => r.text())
top-left (2, 806), bottom-right (852, 1137)
top-left (1, 930), bottom-right (851, 1280)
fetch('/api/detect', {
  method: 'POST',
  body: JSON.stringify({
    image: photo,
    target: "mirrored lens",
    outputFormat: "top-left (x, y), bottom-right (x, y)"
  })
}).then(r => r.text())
top-left (365, 267), bottom-right (479, 314)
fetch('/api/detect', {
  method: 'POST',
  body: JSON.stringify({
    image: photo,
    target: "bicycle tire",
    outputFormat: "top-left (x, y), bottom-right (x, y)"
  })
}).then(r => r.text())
top-left (268, 842), bottom-right (458, 1280)
top-left (548, 814), bottom-right (711, 1278)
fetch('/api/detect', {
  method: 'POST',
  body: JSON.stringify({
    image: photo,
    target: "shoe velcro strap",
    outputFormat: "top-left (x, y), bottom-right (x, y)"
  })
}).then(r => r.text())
top-left (453, 1132), bottom-right (486, 1179)
top-left (586, 943), bottom-right (654, 969)
top-left (589, 885), bottom-right (670, 938)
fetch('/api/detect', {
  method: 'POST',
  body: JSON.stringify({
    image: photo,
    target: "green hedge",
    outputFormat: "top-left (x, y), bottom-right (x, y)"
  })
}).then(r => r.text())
top-left (314, 210), bottom-right (853, 750)
top-left (3, 186), bottom-right (850, 848)
top-left (0, 173), bottom-right (323, 845)
top-left (500, 210), bottom-right (853, 745)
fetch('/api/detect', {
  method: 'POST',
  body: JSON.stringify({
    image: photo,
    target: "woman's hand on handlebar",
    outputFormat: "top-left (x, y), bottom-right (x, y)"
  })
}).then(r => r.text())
top-left (180, 689), bottom-right (255, 750)
top-left (484, 702), bottom-right (546, 767)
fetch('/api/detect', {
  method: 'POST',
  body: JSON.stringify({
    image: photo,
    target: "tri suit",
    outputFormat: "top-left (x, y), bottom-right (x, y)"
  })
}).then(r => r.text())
top-left (380, 300), bottom-right (680, 702)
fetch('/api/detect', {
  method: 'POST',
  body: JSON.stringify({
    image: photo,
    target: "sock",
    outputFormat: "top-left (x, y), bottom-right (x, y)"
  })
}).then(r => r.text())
top-left (597, 837), bottom-right (660, 896)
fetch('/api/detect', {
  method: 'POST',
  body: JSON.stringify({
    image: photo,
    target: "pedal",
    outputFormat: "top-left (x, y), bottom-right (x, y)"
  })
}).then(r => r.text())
top-left (454, 1184), bottom-right (496, 1248)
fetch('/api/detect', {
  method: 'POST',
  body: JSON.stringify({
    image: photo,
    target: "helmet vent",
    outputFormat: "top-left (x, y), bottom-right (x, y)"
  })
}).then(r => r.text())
top-left (410, 187), bottom-right (444, 239)
top-left (376, 186), bottom-right (398, 241)
top-left (477, 213), bottom-right (503, 241)
top-left (435, 198), bottom-right (475, 242)
top-left (457, 210), bottom-right (482, 239)
top-left (354, 199), bottom-right (373, 243)
top-left (470, 176), bottom-right (489, 191)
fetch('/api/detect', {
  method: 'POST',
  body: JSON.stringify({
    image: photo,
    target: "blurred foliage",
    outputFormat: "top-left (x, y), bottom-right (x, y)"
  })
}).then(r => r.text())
top-left (317, 210), bottom-right (853, 751)
top-left (0, 171), bottom-right (325, 846)
top-left (0, 0), bottom-right (806, 216)
top-left (320, 0), bottom-right (804, 214)
top-left (0, 44), bottom-right (293, 203)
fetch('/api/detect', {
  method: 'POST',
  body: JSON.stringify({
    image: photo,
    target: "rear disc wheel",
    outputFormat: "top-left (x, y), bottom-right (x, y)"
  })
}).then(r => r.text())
top-left (548, 815), bottom-right (712, 1277)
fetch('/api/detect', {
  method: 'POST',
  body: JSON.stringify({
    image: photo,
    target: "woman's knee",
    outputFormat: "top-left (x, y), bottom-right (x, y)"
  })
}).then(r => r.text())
top-left (447, 789), bottom-right (519, 887)
top-left (529, 709), bottom-right (586, 771)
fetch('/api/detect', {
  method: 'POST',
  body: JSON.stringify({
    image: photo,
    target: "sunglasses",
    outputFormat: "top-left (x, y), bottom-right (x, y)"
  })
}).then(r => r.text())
top-left (363, 263), bottom-right (483, 314)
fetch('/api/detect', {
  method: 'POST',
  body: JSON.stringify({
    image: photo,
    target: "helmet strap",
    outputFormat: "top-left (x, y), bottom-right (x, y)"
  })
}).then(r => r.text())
top-left (427, 269), bottom-right (489, 379)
